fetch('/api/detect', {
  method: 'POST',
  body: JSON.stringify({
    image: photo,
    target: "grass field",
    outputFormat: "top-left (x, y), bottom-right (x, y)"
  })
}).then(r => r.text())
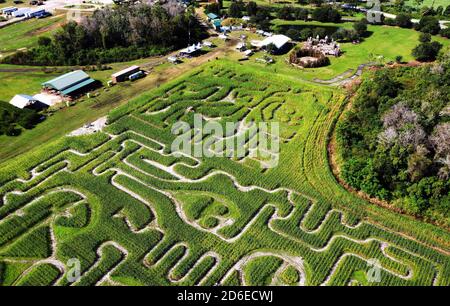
top-left (0, 16), bottom-right (65, 57)
top-left (269, 20), bottom-right (450, 80)
top-left (405, 0), bottom-right (449, 8)
top-left (0, 40), bottom-right (239, 161)
top-left (0, 60), bottom-right (448, 286)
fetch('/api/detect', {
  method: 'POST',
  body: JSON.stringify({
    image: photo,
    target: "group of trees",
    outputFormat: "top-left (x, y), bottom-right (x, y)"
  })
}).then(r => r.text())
top-left (311, 5), bottom-right (342, 23)
top-left (385, 13), bottom-right (450, 39)
top-left (0, 102), bottom-right (42, 136)
top-left (3, 3), bottom-right (205, 66)
top-left (277, 6), bottom-right (309, 21)
top-left (412, 33), bottom-right (443, 61)
top-left (337, 54), bottom-right (450, 225)
top-left (392, 0), bottom-right (450, 18)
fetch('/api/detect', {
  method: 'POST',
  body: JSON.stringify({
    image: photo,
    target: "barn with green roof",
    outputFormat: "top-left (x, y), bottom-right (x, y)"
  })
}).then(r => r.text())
top-left (42, 70), bottom-right (96, 97)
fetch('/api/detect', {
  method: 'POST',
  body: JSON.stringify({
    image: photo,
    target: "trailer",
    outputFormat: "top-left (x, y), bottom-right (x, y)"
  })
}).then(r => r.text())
top-left (12, 8), bottom-right (31, 18)
top-left (25, 8), bottom-right (46, 18)
top-left (128, 71), bottom-right (145, 81)
top-left (111, 65), bottom-right (140, 83)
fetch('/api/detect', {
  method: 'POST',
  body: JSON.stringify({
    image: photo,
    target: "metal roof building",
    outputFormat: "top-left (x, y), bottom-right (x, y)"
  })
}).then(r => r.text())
top-left (42, 70), bottom-right (95, 96)
top-left (206, 13), bottom-right (218, 20)
top-left (9, 95), bottom-right (36, 109)
top-left (111, 65), bottom-right (140, 83)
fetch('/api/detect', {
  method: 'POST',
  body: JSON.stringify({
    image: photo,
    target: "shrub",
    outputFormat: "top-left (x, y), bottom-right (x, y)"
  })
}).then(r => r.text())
top-left (412, 41), bottom-right (443, 61)
top-left (440, 28), bottom-right (450, 38)
top-left (417, 16), bottom-right (441, 35)
top-left (419, 33), bottom-right (432, 43)
top-left (395, 13), bottom-right (413, 28)
top-left (353, 19), bottom-right (368, 36)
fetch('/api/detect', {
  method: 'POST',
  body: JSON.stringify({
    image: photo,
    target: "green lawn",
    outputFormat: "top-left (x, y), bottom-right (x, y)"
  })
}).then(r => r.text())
top-left (268, 20), bottom-right (449, 80)
top-left (405, 0), bottom-right (449, 8)
top-left (0, 16), bottom-right (64, 56)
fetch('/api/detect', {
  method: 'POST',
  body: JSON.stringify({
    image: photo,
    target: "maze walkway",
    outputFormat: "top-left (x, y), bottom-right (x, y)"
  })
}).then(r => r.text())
top-left (0, 61), bottom-right (448, 286)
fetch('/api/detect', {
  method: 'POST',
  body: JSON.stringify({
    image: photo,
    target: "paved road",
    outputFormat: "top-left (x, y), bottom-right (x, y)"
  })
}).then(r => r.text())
top-left (366, 9), bottom-right (449, 29)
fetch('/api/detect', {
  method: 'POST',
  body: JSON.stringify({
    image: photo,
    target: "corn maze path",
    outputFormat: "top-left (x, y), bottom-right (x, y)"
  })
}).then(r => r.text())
top-left (0, 61), bottom-right (449, 286)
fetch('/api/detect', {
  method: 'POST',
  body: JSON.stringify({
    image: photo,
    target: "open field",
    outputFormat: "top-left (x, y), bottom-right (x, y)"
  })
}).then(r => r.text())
top-left (0, 60), bottom-right (449, 286)
top-left (405, 0), bottom-right (449, 8)
top-left (0, 40), bottom-right (240, 161)
top-left (270, 20), bottom-right (450, 80)
top-left (0, 16), bottom-right (65, 57)
top-left (0, 20), bottom-right (448, 160)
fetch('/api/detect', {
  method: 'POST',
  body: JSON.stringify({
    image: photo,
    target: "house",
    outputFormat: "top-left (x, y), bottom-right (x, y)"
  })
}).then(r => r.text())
top-left (111, 65), bottom-right (140, 83)
top-left (42, 70), bottom-right (96, 97)
top-left (9, 94), bottom-right (47, 110)
top-left (251, 34), bottom-right (291, 53)
top-left (2, 7), bottom-right (18, 16)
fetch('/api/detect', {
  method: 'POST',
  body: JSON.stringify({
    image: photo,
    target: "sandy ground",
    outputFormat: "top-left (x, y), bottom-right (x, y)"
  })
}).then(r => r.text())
top-left (68, 116), bottom-right (107, 136)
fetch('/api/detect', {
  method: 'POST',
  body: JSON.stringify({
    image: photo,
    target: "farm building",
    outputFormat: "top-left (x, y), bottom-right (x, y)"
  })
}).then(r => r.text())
top-left (12, 8), bottom-right (31, 17)
top-left (251, 34), bottom-right (291, 53)
top-left (206, 13), bottom-right (218, 21)
top-left (111, 65), bottom-right (141, 83)
top-left (203, 41), bottom-right (213, 48)
top-left (2, 7), bottom-right (18, 15)
top-left (42, 70), bottom-right (96, 97)
top-left (167, 56), bottom-right (179, 64)
top-left (212, 19), bottom-right (222, 31)
top-left (26, 9), bottom-right (47, 18)
top-left (179, 43), bottom-right (203, 57)
top-left (9, 94), bottom-right (47, 110)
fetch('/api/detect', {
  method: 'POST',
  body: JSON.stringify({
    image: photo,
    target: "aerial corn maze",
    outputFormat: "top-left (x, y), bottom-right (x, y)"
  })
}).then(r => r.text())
top-left (0, 60), bottom-right (449, 286)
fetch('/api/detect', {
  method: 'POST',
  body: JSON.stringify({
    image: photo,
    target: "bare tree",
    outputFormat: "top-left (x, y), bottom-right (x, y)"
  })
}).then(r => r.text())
top-left (430, 123), bottom-right (450, 157)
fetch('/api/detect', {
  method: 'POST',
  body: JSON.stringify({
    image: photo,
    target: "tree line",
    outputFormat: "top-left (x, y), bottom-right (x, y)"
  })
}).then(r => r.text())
top-left (337, 52), bottom-right (450, 226)
top-left (3, 3), bottom-right (205, 66)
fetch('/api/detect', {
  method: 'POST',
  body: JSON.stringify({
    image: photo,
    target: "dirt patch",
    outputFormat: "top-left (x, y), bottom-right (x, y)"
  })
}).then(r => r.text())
top-left (27, 21), bottom-right (64, 37)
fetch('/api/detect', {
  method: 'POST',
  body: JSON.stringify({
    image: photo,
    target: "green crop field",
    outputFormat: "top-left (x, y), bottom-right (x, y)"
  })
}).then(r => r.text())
top-left (0, 60), bottom-right (448, 286)
top-left (0, 16), bottom-right (64, 56)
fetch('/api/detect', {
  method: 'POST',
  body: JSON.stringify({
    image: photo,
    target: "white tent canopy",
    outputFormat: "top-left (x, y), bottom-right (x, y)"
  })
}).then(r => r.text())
top-left (9, 94), bottom-right (36, 109)
top-left (251, 34), bottom-right (291, 49)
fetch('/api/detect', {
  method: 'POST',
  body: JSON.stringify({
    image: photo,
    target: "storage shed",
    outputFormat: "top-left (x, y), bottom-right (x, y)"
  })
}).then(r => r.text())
top-left (9, 94), bottom-right (47, 110)
top-left (111, 65), bottom-right (140, 83)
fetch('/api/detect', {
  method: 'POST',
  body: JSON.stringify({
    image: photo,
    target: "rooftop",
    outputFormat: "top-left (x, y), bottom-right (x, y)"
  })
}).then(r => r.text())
top-left (42, 70), bottom-right (91, 91)
top-left (9, 94), bottom-right (36, 109)
top-left (252, 34), bottom-right (291, 49)
top-left (111, 65), bottom-right (140, 78)
top-left (206, 13), bottom-right (218, 20)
